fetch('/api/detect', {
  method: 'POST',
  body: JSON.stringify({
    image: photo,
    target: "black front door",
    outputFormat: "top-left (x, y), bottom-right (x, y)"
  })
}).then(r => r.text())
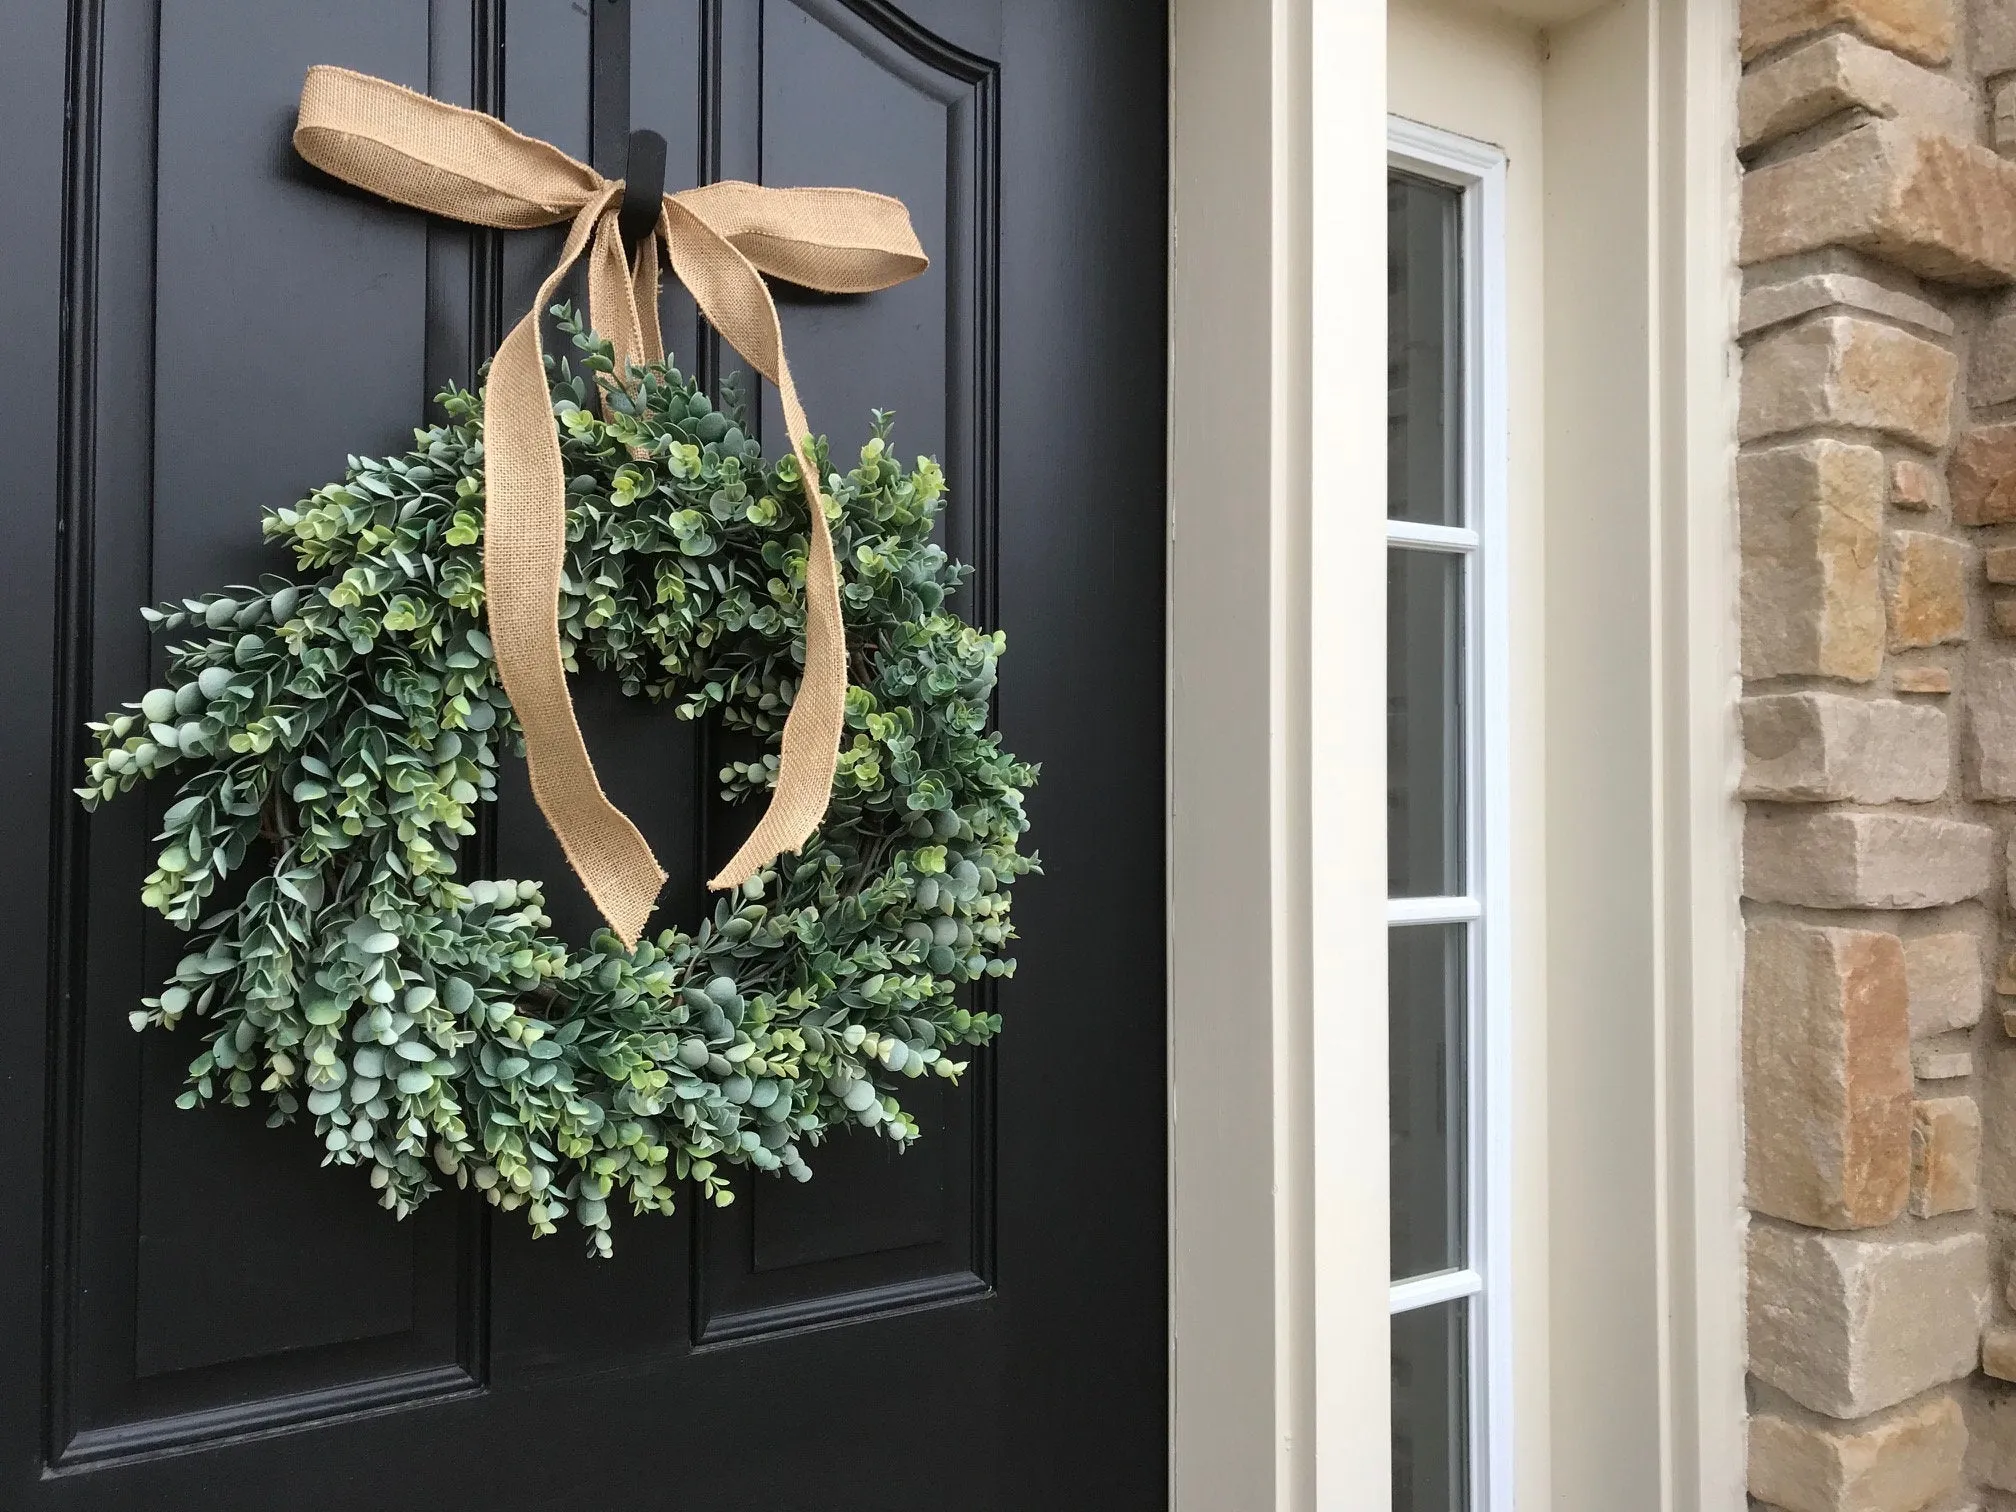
top-left (0, 4), bottom-right (1166, 1507)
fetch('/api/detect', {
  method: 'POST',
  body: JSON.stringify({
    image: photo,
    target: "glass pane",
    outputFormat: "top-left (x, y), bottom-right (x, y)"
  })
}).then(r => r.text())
top-left (1390, 924), bottom-right (1467, 1279)
top-left (1389, 172), bottom-right (1462, 526)
top-left (1393, 1300), bottom-right (1470, 1512)
top-left (1388, 547), bottom-right (1464, 897)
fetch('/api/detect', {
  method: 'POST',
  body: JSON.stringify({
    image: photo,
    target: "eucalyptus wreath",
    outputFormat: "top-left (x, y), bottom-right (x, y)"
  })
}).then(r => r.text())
top-left (77, 309), bottom-right (1034, 1256)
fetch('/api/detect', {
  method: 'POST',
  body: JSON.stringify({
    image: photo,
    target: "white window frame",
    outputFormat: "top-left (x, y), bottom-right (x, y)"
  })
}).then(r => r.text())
top-left (1385, 115), bottom-right (1512, 1512)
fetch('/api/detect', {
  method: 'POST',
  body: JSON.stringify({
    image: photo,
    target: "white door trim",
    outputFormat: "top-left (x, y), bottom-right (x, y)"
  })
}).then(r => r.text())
top-left (1167, 0), bottom-right (1388, 1504)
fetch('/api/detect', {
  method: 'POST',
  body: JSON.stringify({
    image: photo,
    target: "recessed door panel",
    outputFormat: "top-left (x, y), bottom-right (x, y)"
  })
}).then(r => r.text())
top-left (53, 1), bottom-right (486, 1466)
top-left (686, 0), bottom-right (1000, 1346)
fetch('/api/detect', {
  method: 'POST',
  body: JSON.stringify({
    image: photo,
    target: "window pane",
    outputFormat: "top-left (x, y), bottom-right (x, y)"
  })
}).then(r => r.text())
top-left (1393, 1300), bottom-right (1470, 1512)
top-left (1390, 923), bottom-right (1466, 1279)
top-left (1388, 547), bottom-right (1464, 897)
top-left (1388, 172), bottom-right (1462, 526)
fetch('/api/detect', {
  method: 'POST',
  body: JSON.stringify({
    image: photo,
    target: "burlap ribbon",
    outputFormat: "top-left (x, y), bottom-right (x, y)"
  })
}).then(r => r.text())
top-left (293, 66), bottom-right (928, 947)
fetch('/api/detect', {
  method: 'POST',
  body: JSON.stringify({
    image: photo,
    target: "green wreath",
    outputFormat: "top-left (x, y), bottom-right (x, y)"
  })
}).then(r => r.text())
top-left (77, 309), bottom-right (1034, 1257)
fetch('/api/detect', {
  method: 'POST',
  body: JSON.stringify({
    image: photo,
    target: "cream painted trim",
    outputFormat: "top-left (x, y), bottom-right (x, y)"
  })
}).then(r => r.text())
top-left (1654, 0), bottom-right (1748, 1498)
top-left (1168, 0), bottom-right (1386, 1505)
top-left (1308, 0), bottom-right (1395, 1501)
top-left (1535, 0), bottom-right (1746, 1504)
top-left (1168, 0), bottom-right (1741, 1505)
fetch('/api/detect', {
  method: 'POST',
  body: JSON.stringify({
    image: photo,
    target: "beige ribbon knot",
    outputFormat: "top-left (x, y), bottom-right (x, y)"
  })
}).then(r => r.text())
top-left (293, 65), bottom-right (928, 948)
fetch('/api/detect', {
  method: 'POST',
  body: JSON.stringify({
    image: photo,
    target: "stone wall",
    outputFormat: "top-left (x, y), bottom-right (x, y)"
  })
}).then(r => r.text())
top-left (1739, 0), bottom-right (2016, 1505)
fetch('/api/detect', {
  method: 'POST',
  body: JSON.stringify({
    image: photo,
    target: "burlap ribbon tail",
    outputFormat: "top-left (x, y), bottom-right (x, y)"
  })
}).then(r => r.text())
top-left (293, 65), bottom-right (928, 947)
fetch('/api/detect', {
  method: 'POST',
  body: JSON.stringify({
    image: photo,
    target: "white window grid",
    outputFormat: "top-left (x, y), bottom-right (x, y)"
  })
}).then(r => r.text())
top-left (1387, 115), bottom-right (1511, 1512)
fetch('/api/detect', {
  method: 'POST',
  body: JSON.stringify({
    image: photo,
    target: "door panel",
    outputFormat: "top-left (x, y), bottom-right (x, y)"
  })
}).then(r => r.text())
top-left (2, 2), bottom-right (1166, 1507)
top-left (687, 0), bottom-right (1001, 1351)
top-left (57, 1), bottom-right (485, 1468)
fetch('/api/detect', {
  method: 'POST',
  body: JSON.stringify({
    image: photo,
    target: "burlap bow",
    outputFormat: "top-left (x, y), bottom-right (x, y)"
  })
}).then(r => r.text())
top-left (293, 66), bottom-right (928, 947)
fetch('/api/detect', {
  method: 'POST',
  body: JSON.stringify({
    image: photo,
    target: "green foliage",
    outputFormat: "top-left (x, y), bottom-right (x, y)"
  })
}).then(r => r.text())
top-left (79, 307), bottom-right (1035, 1256)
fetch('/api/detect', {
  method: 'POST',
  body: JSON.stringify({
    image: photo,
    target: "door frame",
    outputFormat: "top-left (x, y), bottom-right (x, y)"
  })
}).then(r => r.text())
top-left (1164, 0), bottom-right (1746, 1505)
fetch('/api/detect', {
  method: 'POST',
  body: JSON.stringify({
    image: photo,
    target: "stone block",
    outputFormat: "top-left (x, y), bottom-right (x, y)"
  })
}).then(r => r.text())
top-left (1742, 123), bottom-right (2016, 288)
top-left (1744, 0), bottom-right (1954, 62)
top-left (1910, 1095), bottom-right (1980, 1215)
top-left (1741, 440), bottom-right (1888, 681)
top-left (1978, 0), bottom-right (2016, 74)
top-left (1989, 547), bottom-right (2016, 583)
top-left (1894, 666), bottom-right (1951, 694)
top-left (1912, 1044), bottom-right (1972, 1078)
top-left (1747, 922), bottom-right (1912, 1228)
top-left (1971, 295), bottom-right (2016, 407)
top-left (1904, 932), bottom-right (1983, 1036)
top-left (1951, 424), bottom-right (2016, 525)
top-left (1741, 694), bottom-right (1948, 802)
top-left (1749, 1224), bottom-right (1987, 1416)
top-left (1999, 76), bottom-right (2016, 158)
top-left (1740, 35), bottom-right (1974, 151)
top-left (1748, 1394), bottom-right (1964, 1512)
top-left (1745, 277), bottom-right (1953, 346)
top-left (1745, 810), bottom-right (1993, 908)
top-left (1986, 1327), bottom-right (2016, 1382)
top-left (1742, 317), bottom-right (1955, 451)
top-left (1997, 599), bottom-right (2016, 637)
top-left (1742, 251), bottom-right (1954, 341)
top-left (1891, 457), bottom-right (1945, 512)
top-left (1968, 1386), bottom-right (2016, 1492)
top-left (1888, 532), bottom-right (1969, 649)
top-left (1966, 656), bottom-right (2016, 797)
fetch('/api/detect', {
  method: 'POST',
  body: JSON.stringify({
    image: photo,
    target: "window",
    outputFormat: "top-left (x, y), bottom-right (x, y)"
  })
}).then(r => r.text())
top-left (1386, 120), bottom-right (1509, 1512)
